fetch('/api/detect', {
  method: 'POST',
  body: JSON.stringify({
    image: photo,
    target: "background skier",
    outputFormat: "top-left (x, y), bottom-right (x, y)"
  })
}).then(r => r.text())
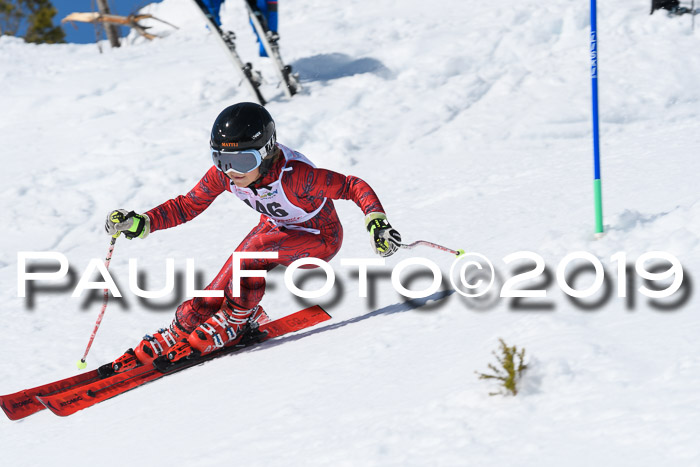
top-left (202, 0), bottom-right (278, 56)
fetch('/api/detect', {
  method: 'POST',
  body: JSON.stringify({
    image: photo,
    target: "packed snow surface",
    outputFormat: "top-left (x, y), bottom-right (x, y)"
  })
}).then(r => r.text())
top-left (1, 0), bottom-right (699, 465)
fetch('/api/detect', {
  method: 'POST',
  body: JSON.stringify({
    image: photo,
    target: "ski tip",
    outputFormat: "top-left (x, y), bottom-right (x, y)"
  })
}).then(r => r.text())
top-left (1, 397), bottom-right (25, 421)
top-left (39, 401), bottom-right (70, 417)
top-left (0, 393), bottom-right (46, 421)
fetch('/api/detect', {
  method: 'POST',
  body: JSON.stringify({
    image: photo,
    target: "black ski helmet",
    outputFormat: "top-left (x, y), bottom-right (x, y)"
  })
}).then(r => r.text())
top-left (210, 102), bottom-right (277, 156)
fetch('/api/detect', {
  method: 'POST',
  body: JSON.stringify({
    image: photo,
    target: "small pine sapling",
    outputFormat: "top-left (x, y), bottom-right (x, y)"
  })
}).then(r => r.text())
top-left (476, 338), bottom-right (528, 396)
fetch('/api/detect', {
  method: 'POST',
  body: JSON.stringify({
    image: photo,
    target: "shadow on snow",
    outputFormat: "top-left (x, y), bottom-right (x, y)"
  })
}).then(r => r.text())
top-left (293, 53), bottom-right (394, 82)
top-left (249, 289), bottom-right (454, 352)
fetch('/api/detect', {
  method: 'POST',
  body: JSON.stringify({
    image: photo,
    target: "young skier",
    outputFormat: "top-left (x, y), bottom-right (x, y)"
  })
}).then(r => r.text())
top-left (105, 102), bottom-right (402, 371)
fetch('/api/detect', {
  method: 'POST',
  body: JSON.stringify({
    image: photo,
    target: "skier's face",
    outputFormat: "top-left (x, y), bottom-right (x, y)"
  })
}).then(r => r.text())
top-left (227, 167), bottom-right (261, 187)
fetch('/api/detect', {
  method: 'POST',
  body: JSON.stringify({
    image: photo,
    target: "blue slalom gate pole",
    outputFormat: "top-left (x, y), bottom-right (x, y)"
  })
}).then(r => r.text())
top-left (590, 0), bottom-right (604, 236)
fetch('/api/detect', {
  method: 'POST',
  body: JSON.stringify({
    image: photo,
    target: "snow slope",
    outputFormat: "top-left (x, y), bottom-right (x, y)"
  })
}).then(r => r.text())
top-left (1, 0), bottom-right (699, 465)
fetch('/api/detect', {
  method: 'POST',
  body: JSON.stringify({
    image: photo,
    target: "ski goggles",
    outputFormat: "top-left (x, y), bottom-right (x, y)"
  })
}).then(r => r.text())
top-left (211, 146), bottom-right (269, 174)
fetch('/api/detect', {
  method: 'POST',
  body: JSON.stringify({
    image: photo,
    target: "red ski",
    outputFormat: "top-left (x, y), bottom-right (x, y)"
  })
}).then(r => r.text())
top-left (0, 369), bottom-right (103, 420)
top-left (34, 305), bottom-right (330, 417)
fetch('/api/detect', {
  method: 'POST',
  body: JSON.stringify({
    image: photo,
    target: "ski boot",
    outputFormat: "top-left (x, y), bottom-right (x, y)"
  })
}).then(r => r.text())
top-left (164, 304), bottom-right (270, 364)
top-left (111, 320), bottom-right (190, 373)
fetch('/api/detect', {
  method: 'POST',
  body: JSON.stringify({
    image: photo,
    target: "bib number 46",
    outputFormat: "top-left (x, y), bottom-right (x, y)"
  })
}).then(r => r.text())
top-left (243, 199), bottom-right (289, 217)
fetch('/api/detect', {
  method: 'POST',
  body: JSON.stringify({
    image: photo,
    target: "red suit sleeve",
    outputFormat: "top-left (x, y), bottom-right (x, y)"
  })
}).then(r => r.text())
top-left (281, 161), bottom-right (385, 215)
top-left (145, 166), bottom-right (229, 232)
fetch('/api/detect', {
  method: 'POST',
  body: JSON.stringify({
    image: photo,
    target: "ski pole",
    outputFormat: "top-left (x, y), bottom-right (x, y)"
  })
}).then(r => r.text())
top-left (400, 240), bottom-right (465, 257)
top-left (76, 232), bottom-right (120, 369)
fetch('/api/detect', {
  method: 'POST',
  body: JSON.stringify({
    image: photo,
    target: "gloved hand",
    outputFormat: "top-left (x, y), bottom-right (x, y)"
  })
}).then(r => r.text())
top-left (365, 212), bottom-right (402, 257)
top-left (105, 209), bottom-right (151, 239)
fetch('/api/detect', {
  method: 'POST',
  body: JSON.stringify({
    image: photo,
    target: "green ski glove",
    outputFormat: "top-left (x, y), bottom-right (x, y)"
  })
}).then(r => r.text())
top-left (105, 209), bottom-right (150, 239)
top-left (365, 212), bottom-right (402, 258)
